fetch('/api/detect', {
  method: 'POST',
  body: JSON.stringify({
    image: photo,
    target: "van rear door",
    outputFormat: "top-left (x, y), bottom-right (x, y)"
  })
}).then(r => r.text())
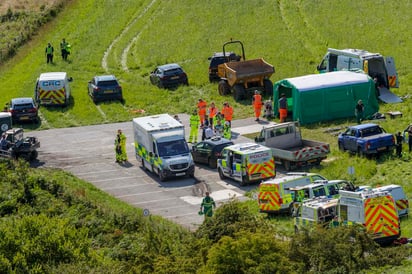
top-left (385, 56), bottom-right (399, 88)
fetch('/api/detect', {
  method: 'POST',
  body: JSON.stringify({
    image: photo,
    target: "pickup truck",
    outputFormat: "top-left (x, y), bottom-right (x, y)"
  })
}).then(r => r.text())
top-left (337, 123), bottom-right (395, 156)
top-left (255, 122), bottom-right (330, 170)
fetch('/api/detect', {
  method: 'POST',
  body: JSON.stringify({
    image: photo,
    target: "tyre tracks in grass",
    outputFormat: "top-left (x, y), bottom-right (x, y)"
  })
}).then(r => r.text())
top-left (102, 0), bottom-right (158, 73)
top-left (277, 0), bottom-right (328, 57)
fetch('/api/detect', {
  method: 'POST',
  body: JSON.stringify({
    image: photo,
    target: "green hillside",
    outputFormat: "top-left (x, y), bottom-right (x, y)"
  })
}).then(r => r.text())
top-left (1, 0), bottom-right (411, 129)
top-left (1, 0), bottom-right (412, 273)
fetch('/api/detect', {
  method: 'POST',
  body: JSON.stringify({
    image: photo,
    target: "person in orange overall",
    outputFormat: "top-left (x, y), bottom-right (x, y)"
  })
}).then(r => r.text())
top-left (208, 102), bottom-right (218, 129)
top-left (221, 102), bottom-right (233, 127)
top-left (278, 93), bottom-right (288, 123)
top-left (252, 90), bottom-right (263, 122)
top-left (197, 99), bottom-right (207, 127)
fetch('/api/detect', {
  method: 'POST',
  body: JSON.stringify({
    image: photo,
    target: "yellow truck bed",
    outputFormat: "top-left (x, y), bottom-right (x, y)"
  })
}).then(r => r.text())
top-left (218, 58), bottom-right (274, 86)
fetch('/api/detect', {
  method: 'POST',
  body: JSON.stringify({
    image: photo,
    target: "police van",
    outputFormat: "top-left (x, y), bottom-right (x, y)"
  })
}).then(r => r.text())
top-left (217, 143), bottom-right (275, 186)
top-left (258, 172), bottom-right (326, 214)
top-left (35, 72), bottom-right (73, 107)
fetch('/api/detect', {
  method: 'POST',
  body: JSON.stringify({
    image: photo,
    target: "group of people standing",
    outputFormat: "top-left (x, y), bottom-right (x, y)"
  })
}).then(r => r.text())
top-left (45, 38), bottom-right (71, 63)
top-left (189, 99), bottom-right (233, 143)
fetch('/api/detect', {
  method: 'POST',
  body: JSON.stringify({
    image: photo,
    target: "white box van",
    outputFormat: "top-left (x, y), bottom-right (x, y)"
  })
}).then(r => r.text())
top-left (374, 184), bottom-right (408, 217)
top-left (35, 72), bottom-right (72, 107)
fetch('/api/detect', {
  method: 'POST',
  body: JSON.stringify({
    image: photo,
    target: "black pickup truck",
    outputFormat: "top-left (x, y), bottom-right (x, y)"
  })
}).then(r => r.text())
top-left (337, 123), bottom-right (395, 156)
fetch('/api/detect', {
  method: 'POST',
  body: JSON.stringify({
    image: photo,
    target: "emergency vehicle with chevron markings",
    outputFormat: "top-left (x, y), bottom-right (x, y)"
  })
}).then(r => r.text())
top-left (258, 173), bottom-right (326, 215)
top-left (133, 114), bottom-right (195, 181)
top-left (255, 122), bottom-right (330, 170)
top-left (217, 143), bottom-right (275, 186)
top-left (35, 72), bottom-right (72, 107)
top-left (294, 188), bottom-right (401, 245)
top-left (339, 189), bottom-right (400, 244)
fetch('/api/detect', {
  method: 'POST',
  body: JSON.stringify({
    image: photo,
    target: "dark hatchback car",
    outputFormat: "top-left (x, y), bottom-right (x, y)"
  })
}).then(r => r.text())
top-left (208, 51), bottom-right (239, 82)
top-left (191, 137), bottom-right (234, 168)
top-left (88, 75), bottom-right (123, 103)
top-left (150, 63), bottom-right (188, 89)
top-left (7, 97), bottom-right (39, 124)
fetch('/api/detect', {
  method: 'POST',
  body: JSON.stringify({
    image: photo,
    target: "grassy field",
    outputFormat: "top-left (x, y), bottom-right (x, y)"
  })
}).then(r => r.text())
top-left (1, 0), bottom-right (412, 271)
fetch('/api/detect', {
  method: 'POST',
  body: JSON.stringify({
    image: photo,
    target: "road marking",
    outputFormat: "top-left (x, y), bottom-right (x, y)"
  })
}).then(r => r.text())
top-left (102, 182), bottom-right (151, 190)
top-left (131, 197), bottom-right (177, 205)
top-left (214, 179), bottom-right (239, 189)
top-left (180, 189), bottom-right (243, 205)
top-left (150, 204), bottom-right (193, 212)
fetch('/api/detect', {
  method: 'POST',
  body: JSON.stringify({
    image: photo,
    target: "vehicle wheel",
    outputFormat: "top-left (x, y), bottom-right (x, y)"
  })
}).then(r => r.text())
top-left (233, 84), bottom-right (246, 101)
top-left (263, 79), bottom-right (273, 97)
top-left (288, 203), bottom-right (295, 216)
top-left (141, 159), bottom-right (146, 170)
top-left (338, 142), bottom-right (345, 151)
top-left (218, 168), bottom-right (225, 180)
top-left (283, 160), bottom-right (291, 171)
top-left (208, 158), bottom-right (217, 169)
top-left (218, 80), bottom-right (230, 95)
top-left (357, 147), bottom-right (365, 157)
top-left (158, 169), bottom-right (166, 182)
top-left (294, 225), bottom-right (299, 234)
top-left (29, 150), bottom-right (38, 161)
top-left (20, 153), bottom-right (30, 161)
top-left (240, 175), bottom-right (248, 186)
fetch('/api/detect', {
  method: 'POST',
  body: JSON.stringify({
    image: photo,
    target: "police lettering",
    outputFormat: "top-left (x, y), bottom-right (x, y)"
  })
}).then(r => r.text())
top-left (249, 152), bottom-right (269, 159)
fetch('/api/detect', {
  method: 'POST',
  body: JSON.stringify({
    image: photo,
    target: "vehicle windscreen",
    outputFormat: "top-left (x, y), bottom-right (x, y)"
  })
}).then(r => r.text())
top-left (360, 126), bottom-right (382, 137)
top-left (14, 103), bottom-right (34, 110)
top-left (164, 68), bottom-right (183, 76)
top-left (157, 139), bottom-right (189, 157)
top-left (98, 80), bottom-right (118, 86)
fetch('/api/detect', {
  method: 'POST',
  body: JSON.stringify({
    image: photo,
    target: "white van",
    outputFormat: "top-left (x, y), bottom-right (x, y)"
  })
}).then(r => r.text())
top-left (374, 184), bottom-right (408, 217)
top-left (35, 72), bottom-right (72, 107)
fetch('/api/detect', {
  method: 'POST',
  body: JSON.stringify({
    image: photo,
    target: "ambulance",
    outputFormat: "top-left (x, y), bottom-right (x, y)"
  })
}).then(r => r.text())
top-left (374, 184), bottom-right (408, 218)
top-left (291, 180), bottom-right (356, 203)
top-left (133, 114), bottom-right (194, 181)
top-left (217, 143), bottom-right (275, 186)
top-left (35, 72), bottom-right (72, 106)
top-left (294, 197), bottom-right (339, 230)
top-left (258, 173), bottom-right (326, 214)
top-left (339, 189), bottom-right (400, 244)
top-left (295, 189), bottom-right (401, 245)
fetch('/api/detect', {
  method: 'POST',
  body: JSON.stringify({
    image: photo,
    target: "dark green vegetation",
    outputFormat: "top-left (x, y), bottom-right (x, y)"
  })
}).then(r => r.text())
top-left (0, 160), bottom-right (410, 273)
top-left (1, 0), bottom-right (412, 272)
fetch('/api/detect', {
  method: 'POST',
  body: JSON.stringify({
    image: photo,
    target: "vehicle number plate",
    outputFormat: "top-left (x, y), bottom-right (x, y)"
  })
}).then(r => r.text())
top-left (176, 172), bottom-right (185, 176)
top-left (377, 147), bottom-right (386, 151)
top-left (104, 90), bottom-right (113, 94)
top-left (20, 116), bottom-right (29, 120)
top-left (171, 76), bottom-right (179, 80)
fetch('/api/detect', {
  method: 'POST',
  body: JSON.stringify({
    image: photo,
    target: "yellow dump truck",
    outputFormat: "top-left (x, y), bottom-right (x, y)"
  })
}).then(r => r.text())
top-left (216, 40), bottom-right (275, 101)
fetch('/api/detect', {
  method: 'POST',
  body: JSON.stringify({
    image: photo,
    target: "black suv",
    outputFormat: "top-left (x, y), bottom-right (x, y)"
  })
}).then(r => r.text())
top-left (191, 137), bottom-right (234, 168)
top-left (88, 75), bottom-right (123, 103)
top-left (150, 63), bottom-right (188, 89)
top-left (208, 52), bottom-right (239, 82)
top-left (7, 98), bottom-right (39, 124)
